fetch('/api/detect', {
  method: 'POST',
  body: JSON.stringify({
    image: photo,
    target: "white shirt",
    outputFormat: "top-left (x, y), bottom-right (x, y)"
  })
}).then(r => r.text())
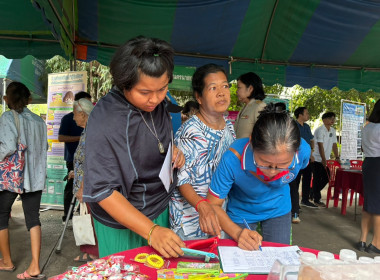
top-left (362, 122), bottom-right (380, 157)
top-left (313, 125), bottom-right (337, 162)
top-left (0, 108), bottom-right (47, 192)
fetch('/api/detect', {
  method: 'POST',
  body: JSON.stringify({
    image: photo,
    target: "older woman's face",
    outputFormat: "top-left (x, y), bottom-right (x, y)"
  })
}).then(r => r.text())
top-left (73, 107), bottom-right (87, 128)
top-left (197, 71), bottom-right (230, 115)
top-left (253, 145), bottom-right (295, 180)
top-left (123, 72), bottom-right (169, 112)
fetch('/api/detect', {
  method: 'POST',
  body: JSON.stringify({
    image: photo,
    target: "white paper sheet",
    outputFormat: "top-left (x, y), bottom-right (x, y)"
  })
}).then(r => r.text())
top-left (218, 246), bottom-right (301, 274)
top-left (159, 142), bottom-right (172, 193)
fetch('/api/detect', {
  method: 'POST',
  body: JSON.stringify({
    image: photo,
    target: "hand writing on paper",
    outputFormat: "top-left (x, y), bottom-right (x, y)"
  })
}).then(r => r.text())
top-left (150, 226), bottom-right (185, 258)
top-left (172, 145), bottom-right (185, 169)
top-left (237, 228), bottom-right (262, 251)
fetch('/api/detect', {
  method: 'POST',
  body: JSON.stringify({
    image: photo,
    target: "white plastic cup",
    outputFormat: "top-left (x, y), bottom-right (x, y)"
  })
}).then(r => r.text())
top-left (374, 256), bottom-right (380, 263)
top-left (300, 251), bottom-right (317, 265)
top-left (358, 256), bottom-right (374, 263)
top-left (317, 251), bottom-right (334, 264)
top-left (339, 249), bottom-right (357, 262)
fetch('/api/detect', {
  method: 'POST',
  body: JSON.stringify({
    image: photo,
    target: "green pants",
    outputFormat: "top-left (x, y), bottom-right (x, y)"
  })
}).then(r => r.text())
top-left (93, 207), bottom-right (169, 258)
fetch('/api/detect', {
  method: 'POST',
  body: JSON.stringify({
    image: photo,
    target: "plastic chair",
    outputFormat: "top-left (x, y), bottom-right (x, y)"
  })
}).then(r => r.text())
top-left (326, 160), bottom-right (341, 208)
top-left (350, 160), bottom-right (363, 170)
top-left (349, 160), bottom-right (363, 207)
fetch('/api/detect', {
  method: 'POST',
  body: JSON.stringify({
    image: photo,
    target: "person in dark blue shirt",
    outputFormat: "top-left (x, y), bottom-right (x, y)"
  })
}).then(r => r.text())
top-left (58, 91), bottom-right (91, 223)
top-left (289, 107), bottom-right (317, 224)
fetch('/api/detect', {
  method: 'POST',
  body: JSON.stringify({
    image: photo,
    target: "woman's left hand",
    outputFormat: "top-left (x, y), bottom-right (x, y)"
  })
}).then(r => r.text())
top-left (172, 146), bottom-right (185, 169)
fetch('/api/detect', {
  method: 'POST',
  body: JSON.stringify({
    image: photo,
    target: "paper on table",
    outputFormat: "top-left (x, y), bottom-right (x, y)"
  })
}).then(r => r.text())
top-left (218, 246), bottom-right (301, 274)
top-left (159, 142), bottom-right (172, 193)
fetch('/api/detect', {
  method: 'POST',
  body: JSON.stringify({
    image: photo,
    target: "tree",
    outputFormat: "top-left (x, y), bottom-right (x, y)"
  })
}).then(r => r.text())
top-left (44, 56), bottom-right (112, 101)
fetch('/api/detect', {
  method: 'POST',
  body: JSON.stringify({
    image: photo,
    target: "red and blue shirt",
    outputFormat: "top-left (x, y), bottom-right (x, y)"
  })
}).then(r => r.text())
top-left (209, 138), bottom-right (310, 224)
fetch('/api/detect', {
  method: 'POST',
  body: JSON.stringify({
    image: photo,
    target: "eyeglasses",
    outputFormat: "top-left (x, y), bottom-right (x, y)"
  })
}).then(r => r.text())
top-left (253, 153), bottom-right (298, 172)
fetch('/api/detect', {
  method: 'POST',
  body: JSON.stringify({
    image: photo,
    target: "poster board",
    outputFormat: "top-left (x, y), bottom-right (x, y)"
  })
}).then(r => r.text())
top-left (41, 71), bottom-right (87, 209)
top-left (340, 100), bottom-right (366, 160)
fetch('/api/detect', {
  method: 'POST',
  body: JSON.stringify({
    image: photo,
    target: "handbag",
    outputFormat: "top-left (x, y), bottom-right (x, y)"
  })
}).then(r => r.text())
top-left (0, 110), bottom-right (27, 193)
top-left (72, 202), bottom-right (96, 246)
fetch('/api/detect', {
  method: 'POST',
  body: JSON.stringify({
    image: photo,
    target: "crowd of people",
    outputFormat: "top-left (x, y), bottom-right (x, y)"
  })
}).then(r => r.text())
top-left (1, 36), bottom-right (379, 278)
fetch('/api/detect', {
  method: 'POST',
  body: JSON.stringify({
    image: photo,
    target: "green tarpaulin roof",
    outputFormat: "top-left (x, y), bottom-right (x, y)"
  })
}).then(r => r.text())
top-left (1, 0), bottom-right (380, 92)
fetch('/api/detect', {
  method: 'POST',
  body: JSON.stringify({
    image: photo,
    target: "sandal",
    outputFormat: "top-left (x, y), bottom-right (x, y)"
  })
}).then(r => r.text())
top-left (0, 259), bottom-right (16, 272)
top-left (73, 252), bottom-right (94, 262)
top-left (17, 271), bottom-right (46, 280)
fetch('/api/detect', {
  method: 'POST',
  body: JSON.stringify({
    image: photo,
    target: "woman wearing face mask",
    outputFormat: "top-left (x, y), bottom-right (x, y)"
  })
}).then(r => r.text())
top-left (199, 104), bottom-right (311, 250)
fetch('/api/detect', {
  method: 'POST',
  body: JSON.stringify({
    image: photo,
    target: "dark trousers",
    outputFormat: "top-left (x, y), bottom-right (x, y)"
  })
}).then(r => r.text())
top-left (63, 161), bottom-right (74, 221)
top-left (0, 190), bottom-right (42, 230)
top-left (312, 161), bottom-right (330, 203)
top-left (289, 162), bottom-right (313, 215)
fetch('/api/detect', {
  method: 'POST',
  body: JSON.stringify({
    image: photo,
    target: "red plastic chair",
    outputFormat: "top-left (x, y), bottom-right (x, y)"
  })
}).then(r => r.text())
top-left (349, 160), bottom-right (363, 207)
top-left (326, 160), bottom-right (341, 208)
top-left (350, 160), bottom-right (363, 170)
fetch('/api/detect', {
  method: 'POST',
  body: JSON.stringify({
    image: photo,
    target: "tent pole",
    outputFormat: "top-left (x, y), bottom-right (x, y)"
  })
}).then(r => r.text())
top-left (2, 78), bottom-right (6, 114)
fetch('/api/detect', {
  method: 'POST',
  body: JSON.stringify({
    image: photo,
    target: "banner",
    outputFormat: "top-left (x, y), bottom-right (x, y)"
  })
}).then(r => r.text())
top-left (42, 71), bottom-right (87, 208)
top-left (340, 100), bottom-right (366, 160)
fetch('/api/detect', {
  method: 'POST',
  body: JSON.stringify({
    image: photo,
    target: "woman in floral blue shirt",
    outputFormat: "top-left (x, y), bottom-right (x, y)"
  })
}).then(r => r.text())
top-left (170, 64), bottom-right (236, 240)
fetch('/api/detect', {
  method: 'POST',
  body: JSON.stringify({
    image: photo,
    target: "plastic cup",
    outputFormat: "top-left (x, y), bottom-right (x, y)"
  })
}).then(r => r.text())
top-left (374, 256), bottom-right (380, 263)
top-left (358, 256), bottom-right (374, 263)
top-left (339, 249), bottom-right (357, 263)
top-left (317, 251), bottom-right (334, 264)
top-left (300, 252), bottom-right (317, 265)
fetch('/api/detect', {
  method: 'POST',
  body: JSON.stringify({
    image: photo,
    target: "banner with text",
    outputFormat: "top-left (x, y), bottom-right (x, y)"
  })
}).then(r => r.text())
top-left (340, 100), bottom-right (365, 160)
top-left (42, 71), bottom-right (87, 208)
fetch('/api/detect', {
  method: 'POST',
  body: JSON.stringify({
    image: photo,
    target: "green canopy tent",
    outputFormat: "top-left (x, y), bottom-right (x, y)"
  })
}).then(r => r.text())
top-left (2, 0), bottom-right (380, 92)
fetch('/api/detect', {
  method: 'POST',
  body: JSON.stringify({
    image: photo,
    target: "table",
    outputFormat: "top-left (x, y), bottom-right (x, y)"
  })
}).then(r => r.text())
top-left (51, 239), bottom-right (329, 280)
top-left (111, 239), bottom-right (323, 280)
top-left (334, 168), bottom-right (363, 216)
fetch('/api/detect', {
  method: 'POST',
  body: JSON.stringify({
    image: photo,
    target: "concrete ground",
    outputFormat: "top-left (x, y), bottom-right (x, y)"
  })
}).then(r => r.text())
top-left (0, 189), bottom-right (376, 280)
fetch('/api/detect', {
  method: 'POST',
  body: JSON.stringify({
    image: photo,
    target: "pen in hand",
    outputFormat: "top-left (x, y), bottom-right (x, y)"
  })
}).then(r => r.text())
top-left (243, 219), bottom-right (262, 251)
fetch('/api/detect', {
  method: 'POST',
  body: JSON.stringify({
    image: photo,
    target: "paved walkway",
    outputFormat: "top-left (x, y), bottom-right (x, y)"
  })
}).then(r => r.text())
top-left (0, 190), bottom-right (375, 279)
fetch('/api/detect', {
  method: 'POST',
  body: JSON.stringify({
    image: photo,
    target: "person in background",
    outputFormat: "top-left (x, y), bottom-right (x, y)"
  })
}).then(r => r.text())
top-left (200, 105), bottom-right (311, 249)
top-left (82, 36), bottom-right (185, 258)
top-left (166, 92), bottom-right (183, 134)
top-left (312, 112), bottom-right (340, 207)
top-left (234, 72), bottom-right (266, 139)
top-left (181, 100), bottom-right (199, 123)
top-left (67, 98), bottom-right (98, 262)
top-left (289, 107), bottom-right (318, 224)
top-left (0, 82), bottom-right (47, 279)
top-left (58, 91), bottom-right (91, 224)
top-left (357, 99), bottom-right (380, 254)
top-left (170, 64), bottom-right (236, 240)
top-left (274, 102), bottom-right (286, 112)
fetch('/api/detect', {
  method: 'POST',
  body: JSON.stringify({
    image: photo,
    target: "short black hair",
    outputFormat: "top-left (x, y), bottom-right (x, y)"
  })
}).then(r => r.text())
top-left (294, 107), bottom-right (307, 118)
top-left (368, 99), bottom-right (380, 123)
top-left (5, 82), bottom-right (31, 113)
top-left (322, 112), bottom-right (336, 119)
top-left (75, 91), bottom-right (91, 101)
top-left (182, 100), bottom-right (199, 115)
top-left (237, 72), bottom-right (265, 101)
top-left (274, 102), bottom-right (286, 112)
top-left (192, 64), bottom-right (228, 99)
top-left (251, 103), bottom-right (300, 154)
top-left (110, 36), bottom-right (174, 91)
